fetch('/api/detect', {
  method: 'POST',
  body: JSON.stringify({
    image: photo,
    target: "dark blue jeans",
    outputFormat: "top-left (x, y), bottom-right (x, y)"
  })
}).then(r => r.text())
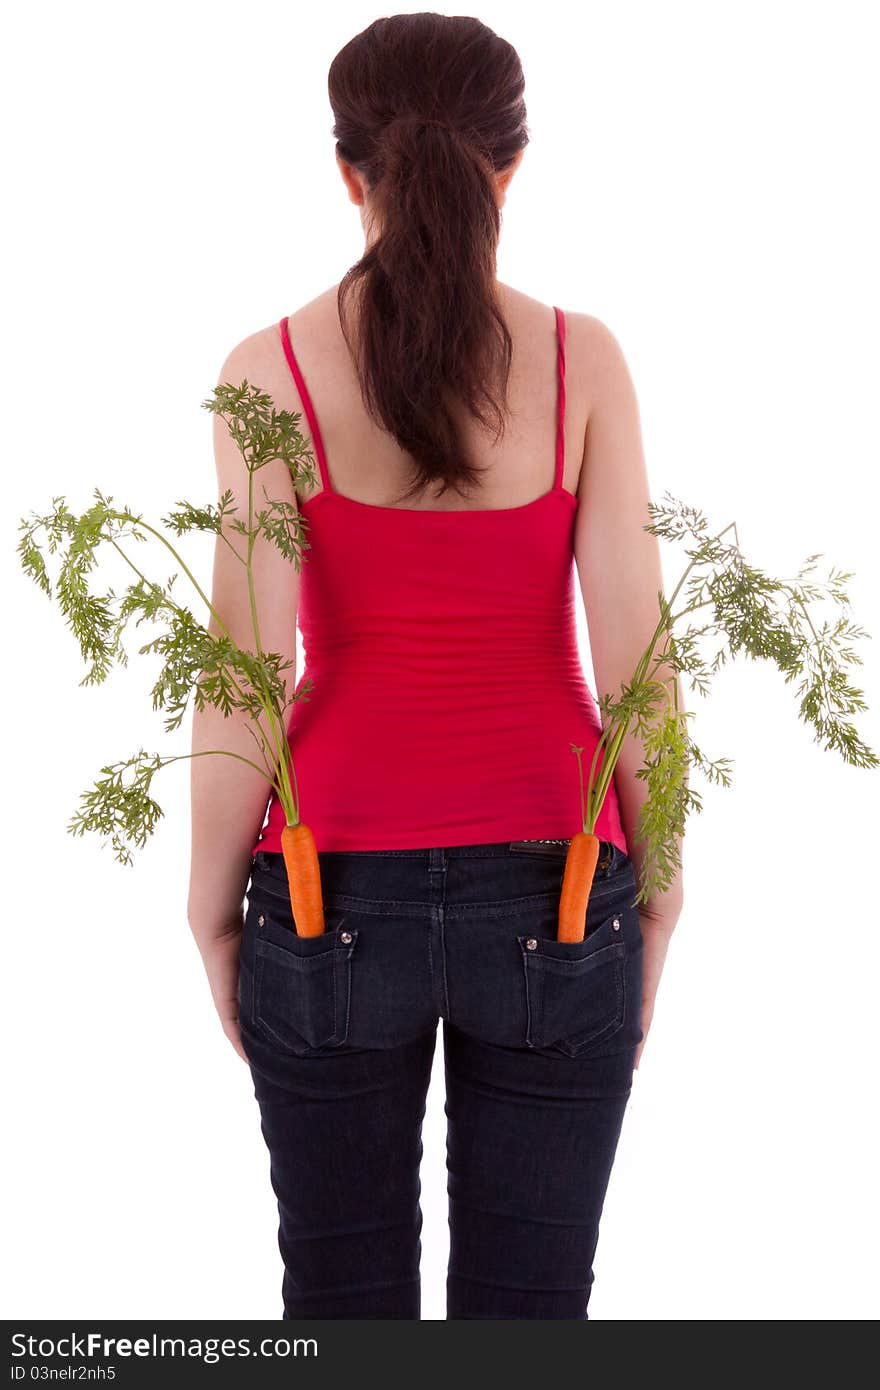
top-left (237, 838), bottom-right (643, 1320)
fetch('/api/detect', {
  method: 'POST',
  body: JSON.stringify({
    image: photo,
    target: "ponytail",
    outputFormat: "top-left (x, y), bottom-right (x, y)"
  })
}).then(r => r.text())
top-left (328, 14), bottom-right (529, 502)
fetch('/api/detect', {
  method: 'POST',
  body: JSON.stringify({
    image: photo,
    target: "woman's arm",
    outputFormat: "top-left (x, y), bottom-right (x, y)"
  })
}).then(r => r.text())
top-left (187, 328), bottom-right (302, 1058)
top-left (572, 314), bottom-right (685, 1064)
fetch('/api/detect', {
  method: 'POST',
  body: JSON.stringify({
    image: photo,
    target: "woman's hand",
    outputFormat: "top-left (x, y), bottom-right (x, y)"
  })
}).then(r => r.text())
top-left (635, 912), bottom-right (677, 1069)
top-left (194, 920), bottom-right (248, 1063)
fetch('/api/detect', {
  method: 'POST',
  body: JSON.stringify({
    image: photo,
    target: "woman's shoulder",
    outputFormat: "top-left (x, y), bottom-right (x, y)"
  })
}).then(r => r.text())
top-left (214, 319), bottom-right (284, 388)
top-left (500, 286), bottom-right (629, 380)
top-left (213, 289), bottom-right (337, 402)
top-left (559, 309), bottom-right (637, 429)
top-left (219, 287), bottom-right (348, 394)
top-left (558, 306), bottom-right (628, 367)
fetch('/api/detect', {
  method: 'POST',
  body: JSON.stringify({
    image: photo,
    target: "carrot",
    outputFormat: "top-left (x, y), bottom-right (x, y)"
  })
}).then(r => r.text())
top-left (280, 821), bottom-right (325, 937)
top-left (557, 742), bottom-right (602, 941)
top-left (558, 830), bottom-right (600, 942)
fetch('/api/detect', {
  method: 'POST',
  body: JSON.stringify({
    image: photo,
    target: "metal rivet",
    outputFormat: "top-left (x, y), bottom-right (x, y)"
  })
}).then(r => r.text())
top-left (339, 930), bottom-right (353, 944)
top-left (612, 916), bottom-right (621, 931)
top-left (258, 915), bottom-right (265, 927)
top-left (525, 937), bottom-right (538, 951)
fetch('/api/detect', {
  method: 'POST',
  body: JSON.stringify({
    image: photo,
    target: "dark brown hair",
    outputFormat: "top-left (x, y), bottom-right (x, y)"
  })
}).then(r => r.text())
top-left (328, 13), bottom-right (529, 502)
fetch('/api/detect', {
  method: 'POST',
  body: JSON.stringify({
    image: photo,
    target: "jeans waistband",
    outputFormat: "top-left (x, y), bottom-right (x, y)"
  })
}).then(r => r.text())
top-left (253, 838), bottom-right (629, 879)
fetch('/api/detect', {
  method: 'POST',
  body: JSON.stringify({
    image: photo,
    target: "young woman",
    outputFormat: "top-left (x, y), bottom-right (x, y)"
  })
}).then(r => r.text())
top-left (188, 12), bottom-right (683, 1320)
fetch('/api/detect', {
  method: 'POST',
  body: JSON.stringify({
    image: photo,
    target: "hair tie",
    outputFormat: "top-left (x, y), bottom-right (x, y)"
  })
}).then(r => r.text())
top-left (386, 112), bottom-right (458, 139)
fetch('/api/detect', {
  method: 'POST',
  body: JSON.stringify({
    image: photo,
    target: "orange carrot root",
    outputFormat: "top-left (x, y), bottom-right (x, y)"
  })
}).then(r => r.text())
top-left (558, 831), bottom-right (600, 942)
top-left (280, 822), bottom-right (325, 936)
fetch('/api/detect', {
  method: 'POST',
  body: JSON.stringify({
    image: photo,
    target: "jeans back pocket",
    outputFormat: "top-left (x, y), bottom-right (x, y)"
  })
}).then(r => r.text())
top-left (518, 908), bottom-right (627, 1056)
top-left (253, 909), bottom-right (358, 1055)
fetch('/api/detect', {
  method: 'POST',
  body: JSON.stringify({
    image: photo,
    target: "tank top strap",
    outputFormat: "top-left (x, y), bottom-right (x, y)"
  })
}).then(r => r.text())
top-left (553, 305), bottom-right (566, 491)
top-left (278, 315), bottom-right (333, 494)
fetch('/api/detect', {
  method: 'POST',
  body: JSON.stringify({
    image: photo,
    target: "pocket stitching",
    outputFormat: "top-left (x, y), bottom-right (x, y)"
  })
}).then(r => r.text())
top-left (527, 940), bottom-right (626, 973)
top-left (256, 950), bottom-right (332, 1051)
top-left (253, 948), bottom-right (335, 1051)
top-left (253, 921), bottom-right (356, 1053)
top-left (255, 937), bottom-right (338, 971)
top-left (519, 931), bottom-right (628, 1055)
top-left (254, 900), bottom-right (347, 949)
top-left (552, 959), bottom-right (626, 1056)
top-left (336, 935), bottom-right (354, 1044)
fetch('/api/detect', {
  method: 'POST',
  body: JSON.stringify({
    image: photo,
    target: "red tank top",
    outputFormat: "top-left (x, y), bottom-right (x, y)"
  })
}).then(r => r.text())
top-left (254, 306), bottom-right (628, 856)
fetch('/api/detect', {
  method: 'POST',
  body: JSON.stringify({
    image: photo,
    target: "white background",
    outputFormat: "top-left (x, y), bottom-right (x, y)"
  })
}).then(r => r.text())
top-left (3, 0), bottom-right (878, 1321)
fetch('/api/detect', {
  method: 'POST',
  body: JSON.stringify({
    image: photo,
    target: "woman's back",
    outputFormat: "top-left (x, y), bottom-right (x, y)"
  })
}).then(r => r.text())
top-left (279, 283), bottom-right (587, 510)
top-left (254, 284), bottom-right (628, 856)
